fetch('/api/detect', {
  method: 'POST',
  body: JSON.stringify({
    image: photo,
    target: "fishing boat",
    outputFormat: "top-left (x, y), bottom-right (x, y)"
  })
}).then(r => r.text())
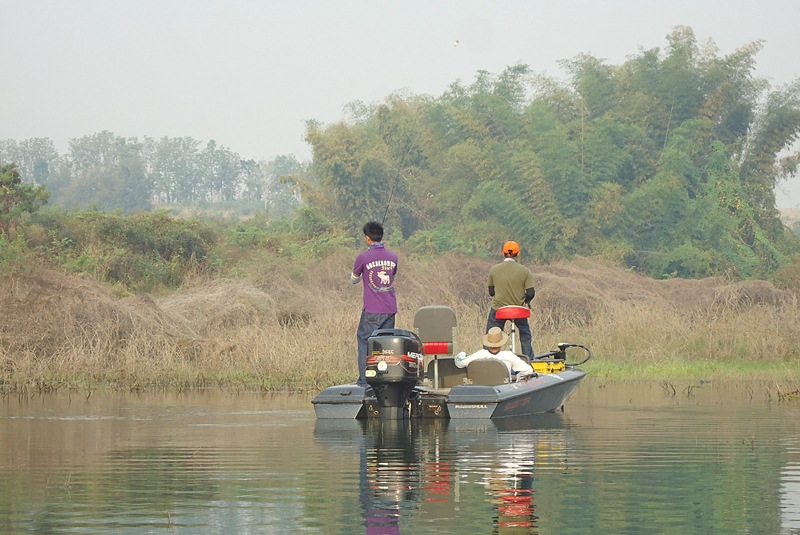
top-left (312, 305), bottom-right (591, 419)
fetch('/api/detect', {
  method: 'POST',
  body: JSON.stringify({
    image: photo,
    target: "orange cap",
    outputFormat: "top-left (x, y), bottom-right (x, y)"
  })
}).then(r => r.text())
top-left (503, 241), bottom-right (520, 255)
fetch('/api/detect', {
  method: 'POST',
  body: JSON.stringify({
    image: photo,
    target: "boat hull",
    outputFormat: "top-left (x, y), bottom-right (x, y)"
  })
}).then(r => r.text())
top-left (312, 368), bottom-right (586, 419)
top-left (445, 368), bottom-right (585, 418)
top-left (311, 384), bottom-right (372, 419)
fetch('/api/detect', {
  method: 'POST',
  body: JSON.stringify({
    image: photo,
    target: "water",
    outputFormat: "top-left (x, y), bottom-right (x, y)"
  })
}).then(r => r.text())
top-left (1, 382), bottom-right (798, 534)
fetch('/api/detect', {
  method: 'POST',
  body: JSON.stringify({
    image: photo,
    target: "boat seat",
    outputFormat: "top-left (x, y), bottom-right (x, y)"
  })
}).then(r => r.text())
top-left (495, 305), bottom-right (530, 320)
top-left (494, 306), bottom-right (531, 355)
top-left (426, 357), bottom-right (468, 388)
top-left (414, 306), bottom-right (457, 345)
top-left (466, 359), bottom-right (511, 386)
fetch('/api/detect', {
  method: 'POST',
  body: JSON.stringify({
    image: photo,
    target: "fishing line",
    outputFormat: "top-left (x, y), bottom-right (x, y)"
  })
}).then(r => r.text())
top-left (381, 172), bottom-right (399, 225)
top-left (380, 107), bottom-right (424, 227)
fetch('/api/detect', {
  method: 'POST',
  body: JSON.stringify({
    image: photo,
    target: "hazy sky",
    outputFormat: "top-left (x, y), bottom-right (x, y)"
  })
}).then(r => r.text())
top-left (2, 1), bottom-right (799, 205)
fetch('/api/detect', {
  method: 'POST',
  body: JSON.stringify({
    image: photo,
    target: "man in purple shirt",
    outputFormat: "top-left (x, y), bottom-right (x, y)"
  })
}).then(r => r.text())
top-left (350, 221), bottom-right (398, 387)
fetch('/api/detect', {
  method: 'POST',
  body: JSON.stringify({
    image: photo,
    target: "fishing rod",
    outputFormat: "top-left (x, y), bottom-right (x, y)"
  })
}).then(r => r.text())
top-left (381, 168), bottom-right (400, 226)
top-left (380, 108), bottom-right (424, 227)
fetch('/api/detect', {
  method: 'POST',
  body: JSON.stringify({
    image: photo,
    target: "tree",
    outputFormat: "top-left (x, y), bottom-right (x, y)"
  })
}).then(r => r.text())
top-left (0, 164), bottom-right (50, 237)
top-left (197, 141), bottom-right (242, 203)
top-left (0, 138), bottom-right (60, 185)
top-left (305, 120), bottom-right (397, 234)
top-left (59, 132), bottom-right (152, 212)
top-left (561, 53), bottom-right (618, 119)
top-left (261, 155), bottom-right (306, 219)
top-left (142, 136), bottom-right (201, 204)
top-left (739, 80), bottom-right (800, 229)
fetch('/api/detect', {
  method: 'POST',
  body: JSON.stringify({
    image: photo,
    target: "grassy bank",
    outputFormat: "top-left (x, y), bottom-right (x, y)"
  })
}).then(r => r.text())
top-left (1, 253), bottom-right (799, 395)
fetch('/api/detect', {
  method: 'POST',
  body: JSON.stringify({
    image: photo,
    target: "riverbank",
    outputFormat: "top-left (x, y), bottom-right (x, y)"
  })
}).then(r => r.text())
top-left (1, 254), bottom-right (799, 393)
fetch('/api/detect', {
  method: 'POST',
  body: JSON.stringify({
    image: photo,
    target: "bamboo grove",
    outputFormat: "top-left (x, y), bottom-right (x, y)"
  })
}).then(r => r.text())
top-left (300, 27), bottom-right (800, 279)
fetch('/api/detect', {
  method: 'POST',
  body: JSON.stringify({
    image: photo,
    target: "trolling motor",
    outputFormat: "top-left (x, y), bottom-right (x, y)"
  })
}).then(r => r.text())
top-left (534, 343), bottom-right (593, 366)
top-left (365, 329), bottom-right (423, 419)
top-left (518, 342), bottom-right (592, 375)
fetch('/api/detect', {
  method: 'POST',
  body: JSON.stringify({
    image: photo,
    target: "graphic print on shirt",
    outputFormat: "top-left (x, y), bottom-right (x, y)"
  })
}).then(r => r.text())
top-left (365, 259), bottom-right (396, 293)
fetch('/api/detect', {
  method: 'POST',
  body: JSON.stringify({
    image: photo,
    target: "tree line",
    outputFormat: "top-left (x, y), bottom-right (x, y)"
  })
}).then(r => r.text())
top-left (2, 26), bottom-right (800, 281)
top-left (0, 132), bottom-right (304, 218)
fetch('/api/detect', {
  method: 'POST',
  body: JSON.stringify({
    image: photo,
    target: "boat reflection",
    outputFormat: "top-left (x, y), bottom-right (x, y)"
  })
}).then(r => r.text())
top-left (781, 438), bottom-right (800, 532)
top-left (314, 413), bottom-right (568, 534)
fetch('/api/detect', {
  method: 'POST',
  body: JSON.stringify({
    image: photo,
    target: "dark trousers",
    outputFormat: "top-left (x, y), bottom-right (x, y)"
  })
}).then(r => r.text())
top-left (356, 311), bottom-right (396, 386)
top-left (486, 308), bottom-right (534, 359)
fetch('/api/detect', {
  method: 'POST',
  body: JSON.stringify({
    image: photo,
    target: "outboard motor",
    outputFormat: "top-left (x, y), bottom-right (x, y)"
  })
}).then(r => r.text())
top-left (365, 329), bottom-right (423, 419)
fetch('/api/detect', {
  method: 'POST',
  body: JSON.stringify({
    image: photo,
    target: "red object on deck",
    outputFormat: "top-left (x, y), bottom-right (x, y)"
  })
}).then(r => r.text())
top-left (495, 305), bottom-right (530, 320)
top-left (422, 341), bottom-right (453, 355)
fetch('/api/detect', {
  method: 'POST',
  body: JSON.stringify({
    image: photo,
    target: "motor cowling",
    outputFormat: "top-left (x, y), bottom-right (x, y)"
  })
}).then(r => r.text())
top-left (366, 329), bottom-right (423, 418)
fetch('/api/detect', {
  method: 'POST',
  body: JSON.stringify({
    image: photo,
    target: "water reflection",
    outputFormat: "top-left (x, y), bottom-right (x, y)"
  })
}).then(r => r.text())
top-left (361, 420), bottom-right (414, 534)
top-left (782, 437), bottom-right (800, 531)
top-left (2, 387), bottom-right (799, 533)
top-left (314, 414), bottom-right (567, 534)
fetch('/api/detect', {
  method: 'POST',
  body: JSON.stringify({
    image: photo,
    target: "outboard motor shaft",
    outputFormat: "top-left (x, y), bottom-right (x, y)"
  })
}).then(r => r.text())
top-left (365, 329), bottom-right (423, 419)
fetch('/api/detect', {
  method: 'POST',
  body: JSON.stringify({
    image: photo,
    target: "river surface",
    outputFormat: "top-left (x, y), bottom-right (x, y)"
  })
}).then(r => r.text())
top-left (1, 381), bottom-right (799, 534)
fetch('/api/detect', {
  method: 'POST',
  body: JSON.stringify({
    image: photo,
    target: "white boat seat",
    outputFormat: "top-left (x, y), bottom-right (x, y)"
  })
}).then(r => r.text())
top-left (466, 359), bottom-right (511, 386)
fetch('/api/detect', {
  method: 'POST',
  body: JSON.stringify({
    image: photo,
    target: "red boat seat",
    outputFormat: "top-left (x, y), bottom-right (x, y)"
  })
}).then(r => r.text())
top-left (422, 341), bottom-right (453, 355)
top-left (495, 305), bottom-right (530, 320)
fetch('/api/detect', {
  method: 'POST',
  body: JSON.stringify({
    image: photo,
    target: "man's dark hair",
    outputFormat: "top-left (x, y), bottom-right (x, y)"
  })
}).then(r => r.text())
top-left (363, 221), bottom-right (384, 242)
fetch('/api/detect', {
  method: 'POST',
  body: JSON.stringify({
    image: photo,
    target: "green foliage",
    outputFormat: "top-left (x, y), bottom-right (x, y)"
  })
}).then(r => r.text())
top-left (72, 211), bottom-right (215, 262)
top-left (63, 249), bottom-right (97, 273)
top-left (0, 138), bottom-right (59, 185)
top-left (229, 216), bottom-right (273, 247)
top-left (6, 133), bottom-right (310, 213)
top-left (297, 233), bottom-right (354, 259)
top-left (0, 163), bottom-right (50, 236)
top-left (461, 180), bottom-right (572, 261)
top-left (16, 207), bottom-right (360, 289)
top-left (739, 81), bottom-right (800, 217)
top-left (25, 209), bottom-right (219, 291)
top-left (0, 233), bottom-right (31, 275)
top-left (4, 26), bottom-right (800, 282)
top-left (639, 241), bottom-right (715, 279)
top-left (292, 206), bottom-right (333, 238)
top-left (403, 224), bottom-right (481, 257)
top-left (302, 27), bottom-right (800, 280)
top-left (621, 172), bottom-right (692, 250)
top-left (54, 132), bottom-right (152, 212)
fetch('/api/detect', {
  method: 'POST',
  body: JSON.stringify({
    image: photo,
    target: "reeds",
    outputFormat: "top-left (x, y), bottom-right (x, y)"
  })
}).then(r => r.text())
top-left (1, 254), bottom-right (799, 392)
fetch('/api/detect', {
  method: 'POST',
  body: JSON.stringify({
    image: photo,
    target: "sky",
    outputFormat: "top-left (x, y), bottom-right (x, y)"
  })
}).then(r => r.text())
top-left (2, 0), bottom-right (799, 206)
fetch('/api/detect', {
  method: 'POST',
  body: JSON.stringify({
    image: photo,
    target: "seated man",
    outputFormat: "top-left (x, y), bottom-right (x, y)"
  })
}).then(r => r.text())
top-left (454, 327), bottom-right (534, 376)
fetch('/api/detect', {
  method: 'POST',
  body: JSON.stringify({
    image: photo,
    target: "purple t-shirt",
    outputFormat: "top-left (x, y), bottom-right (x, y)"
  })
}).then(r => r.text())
top-left (353, 244), bottom-right (398, 314)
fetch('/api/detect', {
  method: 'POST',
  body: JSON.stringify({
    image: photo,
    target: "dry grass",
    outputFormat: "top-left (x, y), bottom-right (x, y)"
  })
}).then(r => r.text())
top-left (1, 253), bottom-right (799, 393)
